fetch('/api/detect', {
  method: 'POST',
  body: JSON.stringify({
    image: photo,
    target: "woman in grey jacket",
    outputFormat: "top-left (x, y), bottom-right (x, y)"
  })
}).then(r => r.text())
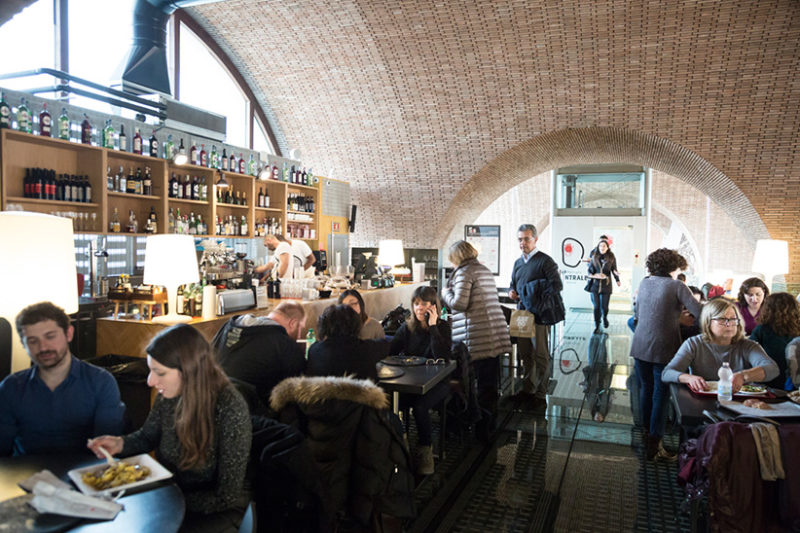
top-left (441, 240), bottom-right (512, 438)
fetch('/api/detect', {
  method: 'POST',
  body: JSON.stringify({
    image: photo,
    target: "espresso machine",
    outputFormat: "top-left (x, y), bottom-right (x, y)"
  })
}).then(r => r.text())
top-left (199, 243), bottom-right (254, 290)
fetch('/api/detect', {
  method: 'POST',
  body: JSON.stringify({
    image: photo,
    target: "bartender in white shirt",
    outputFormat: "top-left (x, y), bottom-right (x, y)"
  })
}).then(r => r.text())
top-left (291, 238), bottom-right (316, 278)
top-left (255, 234), bottom-right (300, 279)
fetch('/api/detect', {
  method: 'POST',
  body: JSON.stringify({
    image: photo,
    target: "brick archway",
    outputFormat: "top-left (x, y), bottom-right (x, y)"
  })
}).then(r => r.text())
top-left (434, 127), bottom-right (768, 248)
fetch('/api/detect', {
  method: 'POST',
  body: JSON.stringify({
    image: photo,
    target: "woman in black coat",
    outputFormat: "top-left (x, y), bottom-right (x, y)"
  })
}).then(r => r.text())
top-left (586, 238), bottom-right (621, 332)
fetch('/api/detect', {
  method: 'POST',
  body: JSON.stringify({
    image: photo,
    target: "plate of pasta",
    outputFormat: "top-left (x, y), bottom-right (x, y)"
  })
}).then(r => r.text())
top-left (68, 454), bottom-right (172, 496)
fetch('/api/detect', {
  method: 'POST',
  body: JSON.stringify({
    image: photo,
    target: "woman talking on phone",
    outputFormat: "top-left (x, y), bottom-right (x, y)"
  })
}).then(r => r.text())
top-left (389, 285), bottom-right (451, 475)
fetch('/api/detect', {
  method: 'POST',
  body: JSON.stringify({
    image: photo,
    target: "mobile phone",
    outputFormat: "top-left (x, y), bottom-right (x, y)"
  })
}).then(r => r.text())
top-left (424, 312), bottom-right (430, 321)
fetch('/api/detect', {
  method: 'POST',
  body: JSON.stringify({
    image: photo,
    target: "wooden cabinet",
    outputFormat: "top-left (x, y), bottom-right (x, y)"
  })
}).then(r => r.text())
top-left (0, 129), bottom-right (320, 243)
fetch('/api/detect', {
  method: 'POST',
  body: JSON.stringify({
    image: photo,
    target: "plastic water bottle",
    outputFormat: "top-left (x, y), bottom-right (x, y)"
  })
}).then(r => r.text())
top-left (717, 361), bottom-right (733, 401)
top-left (305, 328), bottom-right (316, 360)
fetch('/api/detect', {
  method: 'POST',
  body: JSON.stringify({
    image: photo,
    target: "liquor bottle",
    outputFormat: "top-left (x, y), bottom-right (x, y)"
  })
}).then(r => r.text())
top-left (71, 174), bottom-right (81, 202)
top-left (240, 215), bottom-right (248, 236)
top-left (163, 134), bottom-right (175, 160)
top-left (132, 128), bottom-right (142, 154)
top-left (102, 120), bottom-right (114, 148)
top-left (188, 213), bottom-right (197, 235)
top-left (307, 168), bottom-right (314, 186)
top-left (168, 207), bottom-right (175, 233)
top-left (80, 114), bottom-right (92, 144)
top-left (197, 214), bottom-right (206, 235)
top-left (301, 167), bottom-right (308, 186)
top-left (200, 176), bottom-right (208, 200)
top-left (221, 148), bottom-right (228, 171)
top-left (118, 124), bottom-right (127, 151)
top-left (238, 153), bottom-right (245, 174)
top-left (143, 167), bottom-right (152, 196)
top-left (148, 130), bottom-right (158, 157)
top-left (257, 187), bottom-right (264, 208)
top-left (209, 145), bottom-right (218, 169)
top-left (17, 98), bottom-right (31, 133)
top-left (282, 162), bottom-right (289, 182)
top-left (192, 175), bottom-right (200, 200)
top-left (264, 188), bottom-right (270, 208)
top-left (190, 143), bottom-right (198, 165)
top-left (126, 168), bottom-right (136, 194)
top-left (0, 92), bottom-right (10, 128)
top-left (135, 167), bottom-right (144, 195)
top-left (84, 175), bottom-right (92, 203)
top-left (118, 167), bottom-right (127, 193)
top-left (242, 191), bottom-right (247, 206)
top-left (169, 172), bottom-right (178, 198)
top-left (184, 175), bottom-right (193, 200)
top-left (110, 207), bottom-right (121, 233)
top-left (39, 103), bottom-right (52, 137)
top-left (199, 144), bottom-right (207, 167)
top-left (57, 108), bottom-right (69, 140)
top-left (228, 152), bottom-right (236, 173)
top-left (247, 154), bottom-right (256, 176)
top-left (289, 165), bottom-right (296, 184)
top-left (145, 207), bottom-right (156, 234)
top-left (271, 162), bottom-right (278, 180)
top-left (126, 209), bottom-right (138, 233)
top-left (175, 208), bottom-right (182, 233)
top-left (63, 174), bottom-right (72, 202)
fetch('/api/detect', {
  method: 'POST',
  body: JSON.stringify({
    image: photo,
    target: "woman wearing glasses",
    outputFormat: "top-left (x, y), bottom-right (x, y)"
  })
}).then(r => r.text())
top-left (662, 298), bottom-right (779, 393)
top-left (630, 248), bottom-right (702, 461)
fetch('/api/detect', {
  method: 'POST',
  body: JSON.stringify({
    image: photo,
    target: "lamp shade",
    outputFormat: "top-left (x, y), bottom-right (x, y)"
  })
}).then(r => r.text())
top-left (0, 212), bottom-right (78, 373)
top-left (377, 239), bottom-right (405, 266)
top-left (752, 239), bottom-right (789, 281)
top-left (144, 235), bottom-right (200, 287)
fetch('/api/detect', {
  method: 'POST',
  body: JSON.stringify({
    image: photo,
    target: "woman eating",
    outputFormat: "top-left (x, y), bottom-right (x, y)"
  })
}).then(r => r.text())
top-left (440, 240), bottom-right (511, 439)
top-left (88, 324), bottom-right (251, 533)
top-left (749, 292), bottom-right (800, 390)
top-left (338, 289), bottom-right (386, 340)
top-left (736, 277), bottom-right (769, 335)
top-left (389, 285), bottom-right (451, 475)
top-left (586, 238), bottom-right (621, 332)
top-left (662, 298), bottom-right (779, 393)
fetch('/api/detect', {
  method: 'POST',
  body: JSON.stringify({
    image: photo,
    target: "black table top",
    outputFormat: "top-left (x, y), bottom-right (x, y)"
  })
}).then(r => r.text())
top-left (0, 453), bottom-right (185, 533)
top-left (378, 360), bottom-right (457, 395)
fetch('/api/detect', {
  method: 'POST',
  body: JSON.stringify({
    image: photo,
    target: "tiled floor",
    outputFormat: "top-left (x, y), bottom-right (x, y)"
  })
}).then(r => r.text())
top-left (407, 311), bottom-right (691, 533)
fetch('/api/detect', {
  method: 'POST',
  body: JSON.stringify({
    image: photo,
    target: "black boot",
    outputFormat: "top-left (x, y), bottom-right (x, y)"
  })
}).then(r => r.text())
top-left (603, 316), bottom-right (610, 328)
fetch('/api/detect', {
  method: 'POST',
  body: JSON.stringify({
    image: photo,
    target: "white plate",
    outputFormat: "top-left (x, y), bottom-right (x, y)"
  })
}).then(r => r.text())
top-left (697, 381), bottom-right (767, 396)
top-left (68, 454), bottom-right (173, 496)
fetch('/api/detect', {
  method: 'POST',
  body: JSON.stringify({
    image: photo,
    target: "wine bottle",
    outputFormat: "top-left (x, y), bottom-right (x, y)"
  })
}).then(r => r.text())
top-left (169, 172), bottom-right (178, 198)
top-left (0, 92), bottom-right (10, 129)
top-left (80, 114), bottom-right (92, 144)
top-left (199, 144), bottom-right (207, 167)
top-left (183, 175), bottom-right (192, 200)
top-left (58, 108), bottom-right (70, 140)
top-left (200, 176), bottom-right (208, 201)
top-left (149, 130), bottom-right (158, 157)
top-left (84, 175), bottom-right (92, 203)
top-left (133, 128), bottom-right (142, 154)
top-left (39, 103), bottom-right (52, 137)
top-left (264, 188), bottom-right (270, 208)
top-left (257, 187), bottom-right (264, 208)
top-left (190, 143), bottom-right (198, 165)
top-left (118, 124), bottom-right (127, 151)
top-left (192, 175), bottom-right (200, 200)
top-left (143, 167), bottom-right (152, 195)
top-left (221, 148), bottom-right (228, 171)
top-left (17, 98), bottom-right (31, 133)
top-left (238, 153), bottom-right (245, 174)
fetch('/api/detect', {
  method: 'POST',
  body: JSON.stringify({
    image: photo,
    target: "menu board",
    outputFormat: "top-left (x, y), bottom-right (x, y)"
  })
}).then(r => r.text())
top-left (465, 225), bottom-right (500, 275)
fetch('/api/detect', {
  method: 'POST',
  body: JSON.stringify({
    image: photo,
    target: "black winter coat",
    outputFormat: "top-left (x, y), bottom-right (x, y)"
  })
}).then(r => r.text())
top-left (270, 376), bottom-right (416, 527)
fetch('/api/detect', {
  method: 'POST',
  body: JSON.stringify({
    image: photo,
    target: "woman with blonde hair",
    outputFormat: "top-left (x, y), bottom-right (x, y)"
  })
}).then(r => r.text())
top-left (662, 298), bottom-right (779, 393)
top-left (441, 240), bottom-right (512, 440)
top-left (750, 292), bottom-right (800, 390)
top-left (89, 324), bottom-right (251, 532)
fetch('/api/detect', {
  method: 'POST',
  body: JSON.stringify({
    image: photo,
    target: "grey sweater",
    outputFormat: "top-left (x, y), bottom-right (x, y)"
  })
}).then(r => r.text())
top-left (442, 258), bottom-right (512, 360)
top-left (630, 276), bottom-right (703, 364)
top-left (121, 383), bottom-right (251, 514)
top-left (662, 335), bottom-right (780, 383)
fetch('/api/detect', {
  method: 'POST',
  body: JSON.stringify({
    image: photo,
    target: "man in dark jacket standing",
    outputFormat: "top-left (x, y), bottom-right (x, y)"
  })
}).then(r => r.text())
top-left (509, 224), bottom-right (563, 405)
top-left (212, 301), bottom-right (307, 411)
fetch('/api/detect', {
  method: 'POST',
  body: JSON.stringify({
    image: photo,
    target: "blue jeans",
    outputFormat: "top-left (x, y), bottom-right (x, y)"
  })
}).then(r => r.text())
top-left (634, 358), bottom-right (669, 438)
top-left (591, 292), bottom-right (610, 326)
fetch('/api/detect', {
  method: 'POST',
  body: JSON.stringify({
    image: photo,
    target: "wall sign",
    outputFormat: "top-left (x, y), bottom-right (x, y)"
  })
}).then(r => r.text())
top-left (465, 225), bottom-right (501, 275)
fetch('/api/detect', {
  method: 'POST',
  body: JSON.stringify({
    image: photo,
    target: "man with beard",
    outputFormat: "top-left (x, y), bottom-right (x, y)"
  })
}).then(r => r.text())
top-left (254, 233), bottom-right (301, 280)
top-left (0, 302), bottom-right (124, 455)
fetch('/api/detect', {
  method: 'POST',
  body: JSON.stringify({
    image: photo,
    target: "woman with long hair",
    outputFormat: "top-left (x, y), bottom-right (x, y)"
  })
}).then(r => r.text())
top-left (630, 248), bottom-right (702, 461)
top-left (338, 289), bottom-right (385, 340)
top-left (441, 240), bottom-right (511, 439)
top-left (89, 324), bottom-right (251, 532)
top-left (736, 277), bottom-right (769, 335)
top-left (750, 292), bottom-right (800, 390)
top-left (662, 298), bottom-right (778, 391)
top-left (389, 285), bottom-right (451, 475)
top-left (586, 238), bottom-right (621, 332)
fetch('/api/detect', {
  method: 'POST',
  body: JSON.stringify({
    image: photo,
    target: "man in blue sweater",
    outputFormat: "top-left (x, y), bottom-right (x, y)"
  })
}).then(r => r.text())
top-left (509, 224), bottom-right (563, 405)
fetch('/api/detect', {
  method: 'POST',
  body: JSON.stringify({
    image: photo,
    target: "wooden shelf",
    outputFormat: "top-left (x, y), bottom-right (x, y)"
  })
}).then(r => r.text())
top-left (2, 129), bottom-right (103, 152)
top-left (107, 191), bottom-right (161, 201)
top-left (216, 203), bottom-right (249, 210)
top-left (168, 197), bottom-right (208, 205)
top-left (287, 210), bottom-right (315, 216)
top-left (287, 183), bottom-right (318, 191)
top-left (6, 196), bottom-right (100, 207)
top-left (255, 206), bottom-right (282, 212)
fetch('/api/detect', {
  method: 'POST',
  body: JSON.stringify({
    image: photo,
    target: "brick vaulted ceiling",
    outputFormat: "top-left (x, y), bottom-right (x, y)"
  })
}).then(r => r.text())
top-left (192, 2), bottom-right (799, 270)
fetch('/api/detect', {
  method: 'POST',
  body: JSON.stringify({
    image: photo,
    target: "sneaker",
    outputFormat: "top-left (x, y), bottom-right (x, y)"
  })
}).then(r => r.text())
top-left (416, 445), bottom-right (434, 475)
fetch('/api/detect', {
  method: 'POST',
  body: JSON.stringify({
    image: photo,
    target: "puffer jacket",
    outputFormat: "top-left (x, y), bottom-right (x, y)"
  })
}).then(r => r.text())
top-left (441, 258), bottom-right (512, 360)
top-left (269, 376), bottom-right (415, 528)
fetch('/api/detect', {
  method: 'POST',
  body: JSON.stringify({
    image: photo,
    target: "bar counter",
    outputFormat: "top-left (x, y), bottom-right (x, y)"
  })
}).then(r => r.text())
top-left (96, 282), bottom-right (427, 357)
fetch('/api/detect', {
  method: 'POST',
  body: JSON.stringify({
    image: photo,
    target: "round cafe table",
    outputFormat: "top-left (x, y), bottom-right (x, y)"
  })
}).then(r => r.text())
top-left (0, 453), bottom-right (185, 533)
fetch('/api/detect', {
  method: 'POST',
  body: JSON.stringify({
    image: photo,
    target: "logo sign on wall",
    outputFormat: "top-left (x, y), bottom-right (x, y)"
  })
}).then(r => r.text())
top-left (562, 238), bottom-right (585, 268)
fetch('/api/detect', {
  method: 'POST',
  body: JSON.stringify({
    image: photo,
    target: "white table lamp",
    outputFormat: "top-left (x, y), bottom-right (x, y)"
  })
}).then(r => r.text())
top-left (144, 235), bottom-right (199, 324)
top-left (377, 239), bottom-right (405, 268)
top-left (0, 212), bottom-right (79, 375)
top-left (752, 239), bottom-right (789, 290)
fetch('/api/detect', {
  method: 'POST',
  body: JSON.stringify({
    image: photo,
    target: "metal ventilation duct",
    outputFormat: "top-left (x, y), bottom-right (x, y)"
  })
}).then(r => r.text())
top-left (122, 0), bottom-right (223, 95)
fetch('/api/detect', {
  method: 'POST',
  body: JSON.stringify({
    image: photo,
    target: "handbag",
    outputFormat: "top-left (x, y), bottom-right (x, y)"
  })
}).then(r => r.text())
top-left (584, 278), bottom-right (593, 292)
top-left (509, 309), bottom-right (536, 338)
